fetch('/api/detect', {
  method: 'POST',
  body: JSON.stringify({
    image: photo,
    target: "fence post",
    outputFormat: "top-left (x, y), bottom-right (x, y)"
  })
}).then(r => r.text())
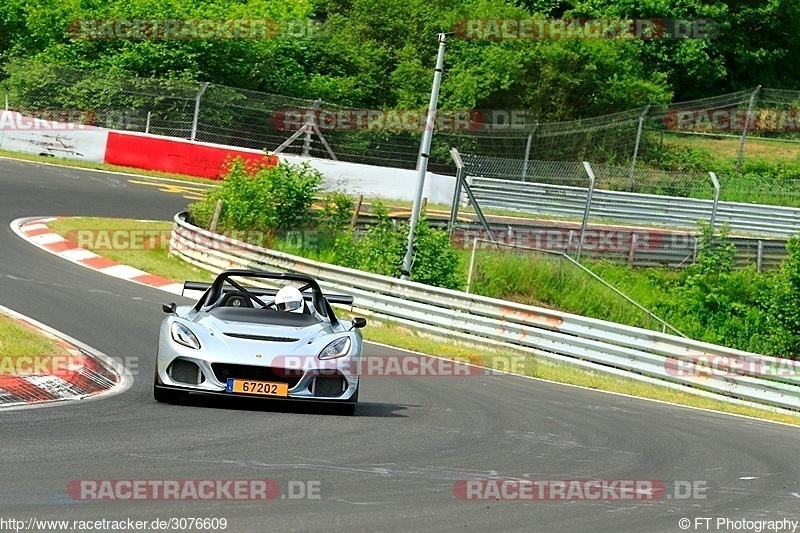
top-left (145, 111), bottom-right (151, 134)
top-left (757, 240), bottom-right (763, 272)
top-left (350, 195), bottom-right (363, 229)
top-left (209, 199), bottom-right (223, 233)
top-left (465, 237), bottom-right (479, 294)
top-left (627, 105), bottom-right (650, 191)
top-left (628, 233), bottom-right (637, 265)
top-left (577, 162), bottom-right (596, 262)
top-left (303, 99), bottom-right (323, 157)
top-left (449, 147), bottom-right (466, 235)
top-left (736, 86), bottom-right (761, 171)
top-left (190, 82), bottom-right (210, 141)
top-left (521, 123), bottom-right (538, 181)
top-left (4, 93), bottom-right (8, 111)
top-left (709, 171), bottom-right (720, 229)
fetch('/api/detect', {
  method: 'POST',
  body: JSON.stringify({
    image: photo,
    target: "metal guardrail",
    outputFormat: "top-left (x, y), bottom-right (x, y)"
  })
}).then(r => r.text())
top-left (446, 219), bottom-right (789, 270)
top-left (354, 208), bottom-right (789, 270)
top-left (170, 212), bottom-right (800, 412)
top-left (469, 177), bottom-right (800, 238)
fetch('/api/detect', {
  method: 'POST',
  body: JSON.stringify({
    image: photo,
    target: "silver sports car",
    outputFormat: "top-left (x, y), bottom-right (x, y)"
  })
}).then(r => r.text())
top-left (154, 269), bottom-right (366, 414)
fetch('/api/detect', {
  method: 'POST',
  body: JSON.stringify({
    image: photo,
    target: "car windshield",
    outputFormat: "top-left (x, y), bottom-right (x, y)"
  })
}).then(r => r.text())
top-left (218, 276), bottom-right (315, 309)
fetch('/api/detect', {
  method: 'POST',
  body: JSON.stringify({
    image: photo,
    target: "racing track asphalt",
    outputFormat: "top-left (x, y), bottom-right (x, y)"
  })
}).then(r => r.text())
top-left (1, 157), bottom-right (800, 533)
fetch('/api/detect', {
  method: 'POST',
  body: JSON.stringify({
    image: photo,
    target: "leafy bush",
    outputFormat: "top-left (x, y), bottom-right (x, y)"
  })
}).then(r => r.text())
top-left (334, 201), bottom-right (406, 277)
top-left (763, 236), bottom-right (800, 356)
top-left (663, 221), bottom-right (776, 352)
top-left (409, 217), bottom-right (463, 289)
top-left (643, 143), bottom-right (719, 173)
top-left (188, 158), bottom-right (322, 236)
top-left (332, 201), bottom-right (463, 290)
top-left (315, 191), bottom-right (353, 239)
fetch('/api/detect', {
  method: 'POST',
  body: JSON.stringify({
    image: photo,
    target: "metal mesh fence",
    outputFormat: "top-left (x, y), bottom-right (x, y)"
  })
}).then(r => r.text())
top-left (454, 152), bottom-right (795, 269)
top-left (2, 64), bottom-right (799, 271)
top-left (4, 66), bottom-right (800, 176)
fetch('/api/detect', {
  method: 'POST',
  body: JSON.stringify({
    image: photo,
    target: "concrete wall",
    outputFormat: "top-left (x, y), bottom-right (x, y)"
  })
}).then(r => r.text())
top-left (279, 153), bottom-right (456, 205)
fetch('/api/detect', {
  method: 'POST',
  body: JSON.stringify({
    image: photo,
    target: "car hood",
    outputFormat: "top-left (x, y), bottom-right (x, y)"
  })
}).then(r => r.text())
top-left (189, 311), bottom-right (337, 359)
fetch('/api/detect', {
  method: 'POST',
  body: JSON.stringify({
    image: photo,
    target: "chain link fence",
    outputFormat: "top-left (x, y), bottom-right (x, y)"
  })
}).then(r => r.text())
top-left (4, 65), bottom-right (800, 176)
top-left (4, 64), bottom-right (800, 269)
top-left (451, 152), bottom-right (800, 270)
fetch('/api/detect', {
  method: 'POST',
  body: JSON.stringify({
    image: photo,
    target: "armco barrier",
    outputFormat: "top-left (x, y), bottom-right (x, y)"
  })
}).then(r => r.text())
top-left (104, 131), bottom-right (277, 179)
top-left (448, 223), bottom-right (789, 269)
top-left (170, 212), bottom-right (800, 412)
top-left (470, 176), bottom-right (800, 239)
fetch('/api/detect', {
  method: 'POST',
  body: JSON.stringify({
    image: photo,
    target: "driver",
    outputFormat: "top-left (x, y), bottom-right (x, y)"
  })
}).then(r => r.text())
top-left (274, 285), bottom-right (304, 314)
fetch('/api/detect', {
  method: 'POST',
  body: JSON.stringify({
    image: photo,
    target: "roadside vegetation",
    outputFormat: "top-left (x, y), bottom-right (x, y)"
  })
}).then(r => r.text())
top-left (469, 222), bottom-right (800, 358)
top-left (182, 159), bottom-right (800, 359)
top-left (2, 1), bottom-right (798, 116)
top-left (188, 159), bottom-right (464, 289)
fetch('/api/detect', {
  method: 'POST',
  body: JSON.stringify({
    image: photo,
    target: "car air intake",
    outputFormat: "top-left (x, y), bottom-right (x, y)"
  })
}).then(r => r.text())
top-left (169, 359), bottom-right (204, 385)
top-left (223, 333), bottom-right (300, 342)
top-left (313, 375), bottom-right (347, 397)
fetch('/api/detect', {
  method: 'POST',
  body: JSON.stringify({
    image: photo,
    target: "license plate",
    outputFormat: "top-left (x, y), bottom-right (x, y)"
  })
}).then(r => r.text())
top-left (226, 379), bottom-right (289, 397)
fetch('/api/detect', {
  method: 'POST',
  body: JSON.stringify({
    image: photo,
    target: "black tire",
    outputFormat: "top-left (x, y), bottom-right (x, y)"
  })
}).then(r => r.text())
top-left (153, 369), bottom-right (186, 404)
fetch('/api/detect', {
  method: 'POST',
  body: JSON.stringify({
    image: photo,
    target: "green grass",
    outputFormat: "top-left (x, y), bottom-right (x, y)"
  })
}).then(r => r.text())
top-left (43, 216), bottom-right (800, 425)
top-left (662, 131), bottom-right (800, 166)
top-left (462, 249), bottom-right (684, 334)
top-left (0, 313), bottom-right (69, 374)
top-left (48, 218), bottom-right (216, 283)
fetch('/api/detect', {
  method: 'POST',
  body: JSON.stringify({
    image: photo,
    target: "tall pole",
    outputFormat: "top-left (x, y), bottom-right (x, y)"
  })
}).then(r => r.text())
top-left (577, 161), bottom-right (596, 262)
top-left (736, 85), bottom-right (760, 171)
top-left (401, 33), bottom-right (447, 281)
top-left (627, 105), bottom-right (650, 191)
top-left (190, 82), bottom-right (209, 141)
top-left (521, 123), bottom-right (538, 181)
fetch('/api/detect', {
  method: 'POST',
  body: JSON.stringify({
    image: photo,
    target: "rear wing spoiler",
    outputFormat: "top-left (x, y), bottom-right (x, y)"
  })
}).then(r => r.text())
top-left (182, 281), bottom-right (355, 306)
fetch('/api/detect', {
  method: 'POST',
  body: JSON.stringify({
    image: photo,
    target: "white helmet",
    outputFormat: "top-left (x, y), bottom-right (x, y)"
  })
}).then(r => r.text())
top-left (274, 286), bottom-right (304, 313)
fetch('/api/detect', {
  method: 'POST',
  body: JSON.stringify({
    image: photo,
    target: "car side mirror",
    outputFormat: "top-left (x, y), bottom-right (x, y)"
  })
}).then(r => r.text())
top-left (162, 303), bottom-right (177, 314)
top-left (351, 317), bottom-right (367, 329)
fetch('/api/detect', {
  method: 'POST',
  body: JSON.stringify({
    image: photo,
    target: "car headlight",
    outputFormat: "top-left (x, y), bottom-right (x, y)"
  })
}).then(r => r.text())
top-left (171, 322), bottom-right (201, 350)
top-left (319, 337), bottom-right (351, 360)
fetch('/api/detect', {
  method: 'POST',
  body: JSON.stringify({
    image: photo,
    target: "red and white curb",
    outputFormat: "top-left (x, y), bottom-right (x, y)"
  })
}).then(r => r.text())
top-left (0, 304), bottom-right (131, 409)
top-left (13, 217), bottom-right (184, 295)
top-left (5, 216), bottom-right (150, 408)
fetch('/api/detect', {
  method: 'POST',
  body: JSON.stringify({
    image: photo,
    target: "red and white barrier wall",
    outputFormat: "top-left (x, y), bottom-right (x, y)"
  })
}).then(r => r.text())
top-left (0, 112), bottom-right (110, 163)
top-left (0, 111), bottom-right (277, 179)
top-left (0, 111), bottom-right (456, 202)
